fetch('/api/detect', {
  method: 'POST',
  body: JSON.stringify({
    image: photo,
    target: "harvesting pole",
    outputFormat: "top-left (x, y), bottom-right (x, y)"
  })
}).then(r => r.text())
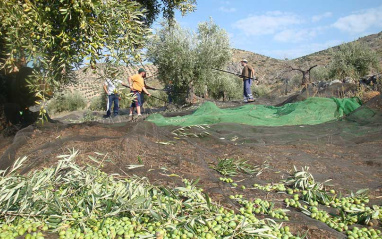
top-left (212, 68), bottom-right (258, 81)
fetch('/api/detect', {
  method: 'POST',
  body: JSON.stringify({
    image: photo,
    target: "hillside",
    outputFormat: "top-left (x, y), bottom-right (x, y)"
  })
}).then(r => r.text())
top-left (65, 31), bottom-right (382, 103)
top-left (294, 31), bottom-right (382, 67)
top-left (65, 63), bottom-right (159, 102)
top-left (232, 31), bottom-right (382, 83)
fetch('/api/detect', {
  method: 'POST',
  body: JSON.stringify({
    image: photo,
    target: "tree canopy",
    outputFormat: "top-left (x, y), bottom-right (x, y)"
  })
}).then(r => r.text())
top-left (328, 41), bottom-right (380, 79)
top-left (137, 0), bottom-right (196, 26)
top-left (146, 19), bottom-right (235, 103)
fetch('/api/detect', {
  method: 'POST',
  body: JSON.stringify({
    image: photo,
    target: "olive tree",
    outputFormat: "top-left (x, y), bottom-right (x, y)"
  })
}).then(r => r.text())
top-left (328, 41), bottom-right (380, 80)
top-left (137, 0), bottom-right (196, 25)
top-left (195, 19), bottom-right (233, 98)
top-left (147, 19), bottom-right (233, 103)
top-left (0, 0), bottom-right (196, 118)
top-left (146, 22), bottom-right (196, 104)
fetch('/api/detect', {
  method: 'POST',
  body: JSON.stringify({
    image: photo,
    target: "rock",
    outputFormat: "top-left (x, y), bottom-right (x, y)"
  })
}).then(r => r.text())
top-left (316, 81), bottom-right (329, 90)
top-left (343, 77), bottom-right (355, 84)
top-left (329, 79), bottom-right (342, 85)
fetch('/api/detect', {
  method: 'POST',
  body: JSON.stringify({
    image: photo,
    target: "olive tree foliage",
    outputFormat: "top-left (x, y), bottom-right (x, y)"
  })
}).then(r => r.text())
top-left (195, 19), bottom-right (233, 98)
top-left (137, 0), bottom-right (196, 26)
top-left (0, 0), bottom-right (196, 117)
top-left (146, 22), bottom-right (196, 104)
top-left (328, 41), bottom-right (380, 80)
top-left (147, 19), bottom-right (233, 103)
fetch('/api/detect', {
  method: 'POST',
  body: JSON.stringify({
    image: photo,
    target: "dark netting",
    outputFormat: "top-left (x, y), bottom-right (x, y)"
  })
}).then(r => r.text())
top-left (0, 95), bottom-right (381, 238)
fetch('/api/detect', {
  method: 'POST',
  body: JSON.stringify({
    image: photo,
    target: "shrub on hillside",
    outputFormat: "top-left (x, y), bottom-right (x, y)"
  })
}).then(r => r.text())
top-left (310, 66), bottom-right (329, 82)
top-left (48, 91), bottom-right (86, 114)
top-left (289, 75), bottom-right (303, 89)
top-left (328, 42), bottom-right (380, 80)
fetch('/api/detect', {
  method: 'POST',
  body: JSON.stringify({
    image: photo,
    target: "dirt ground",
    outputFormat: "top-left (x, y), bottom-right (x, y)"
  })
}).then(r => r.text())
top-left (0, 91), bottom-right (381, 238)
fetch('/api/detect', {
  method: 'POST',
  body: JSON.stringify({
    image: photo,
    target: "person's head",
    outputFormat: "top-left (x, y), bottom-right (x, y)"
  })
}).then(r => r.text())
top-left (240, 59), bottom-right (248, 66)
top-left (138, 68), bottom-right (146, 77)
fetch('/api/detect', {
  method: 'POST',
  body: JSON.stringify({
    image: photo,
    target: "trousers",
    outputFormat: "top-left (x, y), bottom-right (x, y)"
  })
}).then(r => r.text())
top-left (243, 78), bottom-right (254, 100)
top-left (107, 94), bottom-right (119, 116)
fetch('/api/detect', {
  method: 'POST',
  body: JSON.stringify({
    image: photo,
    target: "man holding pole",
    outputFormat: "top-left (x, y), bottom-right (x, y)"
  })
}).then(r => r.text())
top-left (103, 70), bottom-right (128, 118)
top-left (128, 68), bottom-right (151, 117)
top-left (240, 59), bottom-right (255, 102)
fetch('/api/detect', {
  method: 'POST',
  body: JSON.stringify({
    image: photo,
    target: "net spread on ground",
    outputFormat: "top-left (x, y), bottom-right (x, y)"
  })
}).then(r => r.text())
top-left (147, 97), bottom-right (362, 127)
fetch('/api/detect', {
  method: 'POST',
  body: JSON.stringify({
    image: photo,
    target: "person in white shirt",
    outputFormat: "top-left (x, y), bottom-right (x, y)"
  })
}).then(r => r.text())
top-left (103, 71), bottom-right (128, 117)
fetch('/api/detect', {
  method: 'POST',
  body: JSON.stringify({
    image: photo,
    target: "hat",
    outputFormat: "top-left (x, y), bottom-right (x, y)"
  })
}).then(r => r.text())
top-left (138, 68), bottom-right (146, 73)
top-left (241, 59), bottom-right (248, 63)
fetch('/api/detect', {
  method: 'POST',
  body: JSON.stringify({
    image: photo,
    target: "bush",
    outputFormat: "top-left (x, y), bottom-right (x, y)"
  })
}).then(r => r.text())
top-left (254, 84), bottom-right (272, 97)
top-left (48, 91), bottom-right (86, 114)
top-left (328, 42), bottom-right (380, 80)
top-left (289, 75), bottom-right (302, 88)
top-left (208, 75), bottom-right (242, 100)
top-left (310, 66), bottom-right (329, 82)
top-left (89, 94), bottom-right (107, 111)
top-left (143, 90), bottom-right (168, 108)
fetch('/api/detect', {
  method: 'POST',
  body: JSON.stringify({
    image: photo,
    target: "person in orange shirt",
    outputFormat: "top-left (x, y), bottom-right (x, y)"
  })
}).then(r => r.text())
top-left (128, 68), bottom-right (151, 117)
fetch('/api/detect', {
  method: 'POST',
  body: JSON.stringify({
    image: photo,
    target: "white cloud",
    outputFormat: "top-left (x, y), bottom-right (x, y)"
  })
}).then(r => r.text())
top-left (219, 6), bottom-right (236, 13)
top-left (274, 29), bottom-right (318, 43)
top-left (263, 40), bottom-right (342, 59)
top-left (312, 12), bottom-right (332, 22)
top-left (232, 11), bottom-right (303, 36)
top-left (332, 5), bottom-right (382, 34)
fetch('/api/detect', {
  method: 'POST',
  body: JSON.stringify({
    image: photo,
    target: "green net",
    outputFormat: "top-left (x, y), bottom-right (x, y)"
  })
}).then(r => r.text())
top-left (147, 97), bottom-right (362, 127)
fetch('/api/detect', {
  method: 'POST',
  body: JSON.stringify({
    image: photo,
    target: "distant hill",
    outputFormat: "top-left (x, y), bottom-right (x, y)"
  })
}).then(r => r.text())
top-left (231, 31), bottom-right (382, 83)
top-left (66, 31), bottom-right (382, 103)
top-left (65, 63), bottom-right (159, 102)
top-left (294, 31), bottom-right (382, 67)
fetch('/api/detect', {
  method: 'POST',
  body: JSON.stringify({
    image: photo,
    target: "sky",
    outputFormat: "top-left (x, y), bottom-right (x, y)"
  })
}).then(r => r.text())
top-left (170, 0), bottom-right (382, 60)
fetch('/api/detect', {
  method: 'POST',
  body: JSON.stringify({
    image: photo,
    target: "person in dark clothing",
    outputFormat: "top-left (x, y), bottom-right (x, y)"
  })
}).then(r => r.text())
top-left (240, 59), bottom-right (255, 102)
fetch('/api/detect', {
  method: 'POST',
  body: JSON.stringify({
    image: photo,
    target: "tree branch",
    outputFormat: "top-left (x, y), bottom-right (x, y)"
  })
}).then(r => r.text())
top-left (308, 65), bottom-right (318, 72)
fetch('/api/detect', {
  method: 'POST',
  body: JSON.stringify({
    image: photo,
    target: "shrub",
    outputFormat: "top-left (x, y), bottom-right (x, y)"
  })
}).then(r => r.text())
top-left (89, 94), bottom-right (107, 111)
top-left (143, 90), bottom-right (168, 108)
top-left (310, 66), bottom-right (329, 82)
top-left (48, 91), bottom-right (86, 114)
top-left (208, 75), bottom-right (242, 100)
top-left (254, 84), bottom-right (272, 97)
top-left (328, 42), bottom-right (380, 80)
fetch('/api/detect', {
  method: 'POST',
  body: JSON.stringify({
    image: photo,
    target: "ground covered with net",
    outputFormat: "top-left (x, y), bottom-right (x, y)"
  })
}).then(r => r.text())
top-left (146, 97), bottom-right (361, 127)
top-left (0, 93), bottom-right (381, 238)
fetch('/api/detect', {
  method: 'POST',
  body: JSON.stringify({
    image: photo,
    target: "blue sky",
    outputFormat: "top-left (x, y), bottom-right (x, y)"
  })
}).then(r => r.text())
top-left (171, 0), bottom-right (382, 59)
